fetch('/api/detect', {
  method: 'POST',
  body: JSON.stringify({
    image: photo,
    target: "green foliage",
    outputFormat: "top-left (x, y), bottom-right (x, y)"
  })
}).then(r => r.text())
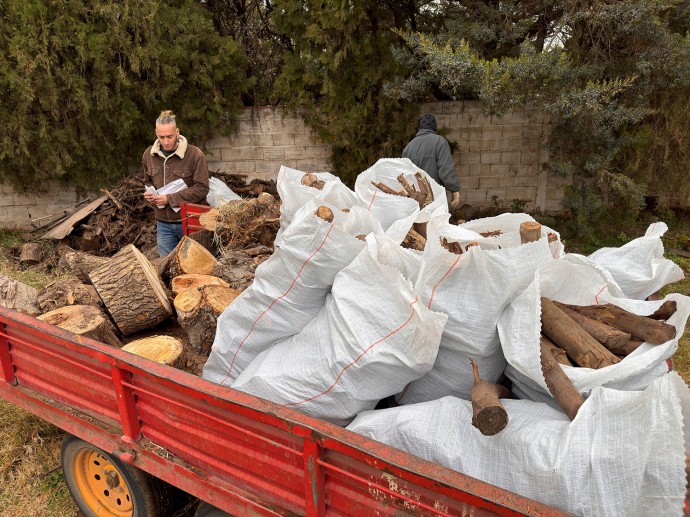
top-left (0, 0), bottom-right (251, 192)
top-left (387, 0), bottom-right (690, 234)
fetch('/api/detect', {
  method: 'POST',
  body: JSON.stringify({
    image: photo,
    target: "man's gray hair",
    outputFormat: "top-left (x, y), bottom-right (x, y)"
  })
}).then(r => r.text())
top-left (156, 110), bottom-right (177, 127)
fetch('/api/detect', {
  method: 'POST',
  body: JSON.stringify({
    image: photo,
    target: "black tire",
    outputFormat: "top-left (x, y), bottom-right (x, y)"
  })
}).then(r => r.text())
top-left (61, 434), bottom-right (162, 517)
top-left (195, 501), bottom-right (233, 517)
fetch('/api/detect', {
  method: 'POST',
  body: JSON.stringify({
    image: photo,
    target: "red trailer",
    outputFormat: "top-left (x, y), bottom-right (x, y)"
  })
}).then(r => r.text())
top-left (0, 306), bottom-right (568, 516)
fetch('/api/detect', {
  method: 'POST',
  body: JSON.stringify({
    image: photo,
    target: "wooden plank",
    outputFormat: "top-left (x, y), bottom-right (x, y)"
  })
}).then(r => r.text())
top-left (40, 195), bottom-right (108, 240)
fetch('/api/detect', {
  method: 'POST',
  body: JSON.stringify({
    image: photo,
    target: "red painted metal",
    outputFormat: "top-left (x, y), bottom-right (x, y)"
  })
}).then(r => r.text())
top-left (0, 306), bottom-right (570, 516)
top-left (180, 202), bottom-right (211, 236)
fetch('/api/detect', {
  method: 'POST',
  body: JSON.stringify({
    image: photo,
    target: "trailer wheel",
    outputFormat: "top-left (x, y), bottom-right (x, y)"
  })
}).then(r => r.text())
top-left (61, 434), bottom-right (160, 517)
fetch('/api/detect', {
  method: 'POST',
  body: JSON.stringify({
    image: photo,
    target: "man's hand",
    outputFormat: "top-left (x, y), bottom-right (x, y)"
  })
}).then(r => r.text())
top-left (450, 191), bottom-right (461, 209)
top-left (144, 192), bottom-right (169, 207)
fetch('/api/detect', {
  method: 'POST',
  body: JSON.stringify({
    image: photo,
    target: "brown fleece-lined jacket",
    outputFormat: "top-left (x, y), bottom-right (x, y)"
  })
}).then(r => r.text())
top-left (142, 135), bottom-right (209, 223)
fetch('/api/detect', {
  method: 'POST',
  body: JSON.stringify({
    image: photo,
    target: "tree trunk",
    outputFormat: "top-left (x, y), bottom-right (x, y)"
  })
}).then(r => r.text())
top-left (88, 244), bottom-right (172, 336)
top-left (519, 221), bottom-right (542, 244)
top-left (540, 335), bottom-right (573, 366)
top-left (562, 302), bottom-right (677, 345)
top-left (168, 236), bottom-right (217, 278)
top-left (540, 298), bottom-right (620, 369)
top-left (540, 336), bottom-right (584, 420)
top-left (0, 274), bottom-right (39, 315)
top-left (58, 250), bottom-right (109, 284)
top-left (174, 285), bottom-right (242, 354)
top-left (19, 243), bottom-right (43, 265)
top-left (38, 305), bottom-right (121, 347)
top-left (37, 278), bottom-right (103, 313)
top-left (554, 303), bottom-right (632, 355)
top-left (471, 360), bottom-right (510, 436)
top-left (121, 335), bottom-right (183, 368)
top-left (170, 274), bottom-right (230, 295)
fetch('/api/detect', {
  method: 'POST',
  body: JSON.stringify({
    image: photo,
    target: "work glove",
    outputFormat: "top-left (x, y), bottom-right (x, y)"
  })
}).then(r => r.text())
top-left (450, 191), bottom-right (461, 209)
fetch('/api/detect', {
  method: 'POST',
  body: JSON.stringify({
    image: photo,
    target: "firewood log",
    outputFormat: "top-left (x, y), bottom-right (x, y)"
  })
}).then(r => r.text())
top-left (174, 285), bottom-right (241, 353)
top-left (19, 243), bottom-right (43, 265)
top-left (402, 227), bottom-right (427, 251)
top-left (519, 221), bottom-right (542, 244)
top-left (314, 206), bottom-right (334, 223)
top-left (301, 173), bottom-right (325, 190)
top-left (37, 278), bottom-right (103, 313)
top-left (540, 335), bottom-right (573, 366)
top-left (58, 250), bottom-right (109, 284)
top-left (0, 274), bottom-right (40, 315)
top-left (540, 298), bottom-right (620, 369)
top-left (170, 274), bottom-right (230, 295)
top-left (198, 208), bottom-right (220, 232)
top-left (38, 305), bottom-right (121, 347)
top-left (539, 336), bottom-right (584, 420)
top-left (168, 236), bottom-right (217, 278)
top-left (121, 336), bottom-right (183, 368)
top-left (553, 303), bottom-right (632, 356)
top-left (562, 302), bottom-right (677, 345)
top-left (649, 300), bottom-right (677, 321)
top-left (471, 360), bottom-right (509, 436)
top-left (88, 244), bottom-right (172, 336)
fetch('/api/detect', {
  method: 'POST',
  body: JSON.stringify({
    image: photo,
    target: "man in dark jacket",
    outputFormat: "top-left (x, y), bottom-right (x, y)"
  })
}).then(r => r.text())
top-left (142, 110), bottom-right (210, 256)
top-left (402, 113), bottom-right (461, 209)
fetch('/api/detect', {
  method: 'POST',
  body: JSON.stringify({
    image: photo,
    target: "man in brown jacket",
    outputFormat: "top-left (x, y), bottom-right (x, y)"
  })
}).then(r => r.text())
top-left (142, 110), bottom-right (209, 256)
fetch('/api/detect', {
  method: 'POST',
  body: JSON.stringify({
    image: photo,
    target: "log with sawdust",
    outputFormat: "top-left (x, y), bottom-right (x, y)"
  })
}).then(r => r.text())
top-left (540, 298), bottom-right (620, 369)
top-left (58, 250), bottom-right (109, 284)
top-left (88, 244), bottom-right (172, 336)
top-left (539, 336), bottom-right (584, 420)
top-left (0, 274), bottom-right (40, 315)
top-left (19, 243), bottom-right (44, 265)
top-left (174, 285), bottom-right (242, 353)
top-left (38, 305), bottom-right (121, 347)
top-left (167, 236), bottom-right (217, 278)
top-left (553, 303), bottom-right (632, 356)
top-left (519, 221), bottom-right (542, 244)
top-left (121, 335), bottom-right (183, 368)
top-left (37, 278), bottom-right (103, 313)
top-left (471, 359), bottom-right (510, 436)
top-left (171, 274), bottom-right (230, 295)
top-left (559, 302), bottom-right (677, 345)
top-left (540, 335), bottom-right (573, 366)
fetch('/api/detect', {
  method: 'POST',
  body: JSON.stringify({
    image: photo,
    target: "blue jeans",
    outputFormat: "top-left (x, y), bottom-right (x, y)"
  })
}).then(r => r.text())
top-left (157, 221), bottom-right (184, 257)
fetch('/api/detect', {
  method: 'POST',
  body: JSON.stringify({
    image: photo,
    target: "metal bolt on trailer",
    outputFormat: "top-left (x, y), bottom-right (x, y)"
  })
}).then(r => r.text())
top-left (0, 298), bottom-right (569, 516)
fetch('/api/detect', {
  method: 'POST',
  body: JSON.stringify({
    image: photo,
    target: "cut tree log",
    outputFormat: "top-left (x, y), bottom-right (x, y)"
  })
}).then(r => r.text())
top-left (171, 274), bottom-right (230, 295)
top-left (314, 206), bottom-right (334, 223)
top-left (540, 298), bottom-right (620, 369)
top-left (539, 336), bottom-right (584, 420)
top-left (121, 336), bottom-right (183, 367)
top-left (37, 278), bottom-right (103, 313)
top-left (0, 274), bottom-right (40, 315)
top-left (562, 302), bottom-right (677, 345)
top-left (212, 252), bottom-right (256, 291)
top-left (198, 208), bottom-right (220, 232)
top-left (470, 360), bottom-right (510, 436)
top-left (38, 305), bottom-right (121, 347)
top-left (401, 227), bottom-right (427, 251)
top-left (168, 236), bottom-right (217, 278)
top-left (519, 221), bottom-right (542, 244)
top-left (19, 243), bottom-right (43, 265)
top-left (649, 300), bottom-right (677, 321)
top-left (174, 285), bottom-right (241, 353)
top-left (540, 335), bottom-right (573, 366)
top-left (58, 250), bottom-right (109, 284)
top-left (554, 303), bottom-right (632, 355)
top-left (88, 244), bottom-right (172, 336)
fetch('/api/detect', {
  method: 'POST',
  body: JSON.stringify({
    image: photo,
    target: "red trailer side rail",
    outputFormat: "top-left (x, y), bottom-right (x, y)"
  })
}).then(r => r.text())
top-left (180, 203), bottom-right (211, 236)
top-left (0, 307), bottom-right (568, 516)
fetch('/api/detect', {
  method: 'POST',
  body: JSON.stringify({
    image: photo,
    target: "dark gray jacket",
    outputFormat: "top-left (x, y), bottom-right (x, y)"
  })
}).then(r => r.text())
top-left (402, 129), bottom-right (460, 192)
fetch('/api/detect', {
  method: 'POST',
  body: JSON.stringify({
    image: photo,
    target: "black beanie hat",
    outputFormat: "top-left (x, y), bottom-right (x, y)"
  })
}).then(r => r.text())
top-left (419, 113), bottom-right (437, 131)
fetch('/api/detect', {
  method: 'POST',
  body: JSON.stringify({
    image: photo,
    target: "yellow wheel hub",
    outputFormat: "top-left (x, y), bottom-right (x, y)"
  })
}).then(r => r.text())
top-left (72, 448), bottom-right (134, 516)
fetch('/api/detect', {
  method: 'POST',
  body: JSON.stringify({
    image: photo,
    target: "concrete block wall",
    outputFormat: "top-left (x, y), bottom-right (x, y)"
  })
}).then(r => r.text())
top-left (1, 102), bottom-right (569, 229)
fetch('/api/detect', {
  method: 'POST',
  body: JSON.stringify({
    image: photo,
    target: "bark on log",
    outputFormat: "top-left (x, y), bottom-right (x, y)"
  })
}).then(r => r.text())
top-left (121, 335), bottom-right (183, 367)
top-left (88, 244), bottom-right (172, 336)
top-left (19, 243), bottom-right (43, 265)
top-left (38, 305), bottom-right (121, 347)
top-left (649, 300), bottom-right (677, 321)
top-left (37, 278), bottom-right (103, 313)
top-left (0, 274), bottom-right (40, 315)
top-left (519, 221), bottom-right (542, 244)
top-left (58, 250), bottom-right (109, 284)
top-left (174, 285), bottom-right (241, 354)
top-left (401, 227), bottom-right (427, 251)
top-left (540, 298), bottom-right (620, 369)
top-left (539, 336), bottom-right (584, 420)
top-left (562, 302), bottom-right (677, 345)
top-left (540, 335), bottom-right (573, 366)
top-left (471, 360), bottom-right (510, 436)
top-left (554, 303), bottom-right (632, 355)
top-left (169, 236), bottom-right (217, 278)
top-left (170, 274), bottom-right (230, 295)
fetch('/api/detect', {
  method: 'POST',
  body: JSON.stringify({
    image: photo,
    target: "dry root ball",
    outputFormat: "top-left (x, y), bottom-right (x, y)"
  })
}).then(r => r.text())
top-left (213, 198), bottom-right (281, 249)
